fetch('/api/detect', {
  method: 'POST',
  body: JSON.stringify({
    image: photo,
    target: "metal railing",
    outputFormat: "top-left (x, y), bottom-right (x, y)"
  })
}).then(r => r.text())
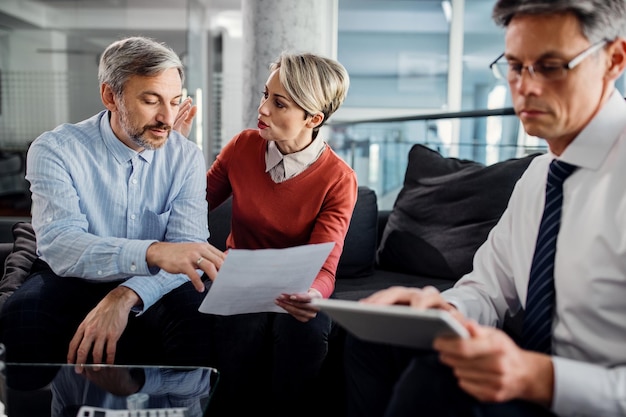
top-left (327, 106), bottom-right (546, 210)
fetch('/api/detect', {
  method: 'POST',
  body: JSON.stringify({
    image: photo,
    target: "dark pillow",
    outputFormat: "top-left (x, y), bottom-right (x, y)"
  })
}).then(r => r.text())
top-left (0, 222), bottom-right (37, 311)
top-left (336, 186), bottom-right (378, 279)
top-left (208, 197), bottom-right (233, 252)
top-left (377, 144), bottom-right (540, 280)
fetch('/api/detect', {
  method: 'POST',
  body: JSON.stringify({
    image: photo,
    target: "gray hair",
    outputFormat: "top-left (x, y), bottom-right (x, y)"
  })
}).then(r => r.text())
top-left (492, 0), bottom-right (626, 43)
top-left (98, 36), bottom-right (184, 96)
top-left (269, 52), bottom-right (350, 139)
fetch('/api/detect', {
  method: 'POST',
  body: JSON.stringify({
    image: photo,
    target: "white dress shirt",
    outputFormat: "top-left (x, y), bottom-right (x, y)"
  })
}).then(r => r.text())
top-left (443, 90), bottom-right (626, 417)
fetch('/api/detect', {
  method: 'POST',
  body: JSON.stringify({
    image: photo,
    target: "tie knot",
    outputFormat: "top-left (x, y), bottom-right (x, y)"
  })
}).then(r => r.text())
top-left (547, 160), bottom-right (577, 187)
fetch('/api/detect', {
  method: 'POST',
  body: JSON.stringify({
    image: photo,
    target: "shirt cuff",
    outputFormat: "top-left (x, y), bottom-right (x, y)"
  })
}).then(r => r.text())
top-left (122, 272), bottom-right (188, 313)
top-left (552, 356), bottom-right (621, 417)
top-left (119, 239), bottom-right (157, 276)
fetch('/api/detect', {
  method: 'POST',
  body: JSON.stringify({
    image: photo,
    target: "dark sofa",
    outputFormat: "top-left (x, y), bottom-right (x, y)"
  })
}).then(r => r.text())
top-left (205, 144), bottom-right (540, 415)
top-left (0, 144), bottom-right (540, 415)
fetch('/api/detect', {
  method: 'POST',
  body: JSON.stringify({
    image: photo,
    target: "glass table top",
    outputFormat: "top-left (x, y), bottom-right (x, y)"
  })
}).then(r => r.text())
top-left (0, 362), bottom-right (219, 417)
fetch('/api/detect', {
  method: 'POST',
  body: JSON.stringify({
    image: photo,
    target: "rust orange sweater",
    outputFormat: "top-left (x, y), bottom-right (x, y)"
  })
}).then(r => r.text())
top-left (207, 129), bottom-right (358, 298)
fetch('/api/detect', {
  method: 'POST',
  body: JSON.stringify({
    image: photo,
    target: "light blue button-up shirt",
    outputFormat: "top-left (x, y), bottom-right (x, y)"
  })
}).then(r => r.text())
top-left (26, 110), bottom-right (209, 311)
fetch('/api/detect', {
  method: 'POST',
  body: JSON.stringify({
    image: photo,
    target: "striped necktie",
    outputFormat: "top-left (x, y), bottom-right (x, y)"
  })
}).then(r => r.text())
top-left (521, 159), bottom-right (577, 353)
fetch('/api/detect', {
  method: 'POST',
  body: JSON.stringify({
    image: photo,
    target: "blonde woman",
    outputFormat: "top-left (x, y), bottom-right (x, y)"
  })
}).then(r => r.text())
top-left (206, 52), bottom-right (357, 416)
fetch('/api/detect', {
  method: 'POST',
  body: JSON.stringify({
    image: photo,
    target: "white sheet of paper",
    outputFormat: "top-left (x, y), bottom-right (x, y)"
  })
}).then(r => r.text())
top-left (198, 242), bottom-right (335, 315)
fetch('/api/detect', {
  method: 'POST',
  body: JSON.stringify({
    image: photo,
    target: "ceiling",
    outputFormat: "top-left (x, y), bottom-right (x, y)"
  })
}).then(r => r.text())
top-left (20, 0), bottom-right (233, 9)
top-left (0, 0), bottom-right (501, 39)
top-left (0, 0), bottom-right (240, 53)
top-left (0, 0), bottom-right (505, 112)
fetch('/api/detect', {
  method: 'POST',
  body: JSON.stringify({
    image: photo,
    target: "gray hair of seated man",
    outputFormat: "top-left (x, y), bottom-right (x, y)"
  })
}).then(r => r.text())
top-left (98, 36), bottom-right (184, 96)
top-left (492, 0), bottom-right (626, 43)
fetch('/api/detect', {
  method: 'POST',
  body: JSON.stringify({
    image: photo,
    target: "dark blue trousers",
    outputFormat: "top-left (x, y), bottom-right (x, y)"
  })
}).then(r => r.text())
top-left (0, 262), bottom-right (213, 389)
top-left (205, 309), bottom-right (332, 417)
top-left (344, 333), bottom-right (557, 417)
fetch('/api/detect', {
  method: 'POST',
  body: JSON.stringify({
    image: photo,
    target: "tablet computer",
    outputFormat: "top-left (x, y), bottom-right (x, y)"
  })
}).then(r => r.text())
top-left (313, 298), bottom-right (469, 349)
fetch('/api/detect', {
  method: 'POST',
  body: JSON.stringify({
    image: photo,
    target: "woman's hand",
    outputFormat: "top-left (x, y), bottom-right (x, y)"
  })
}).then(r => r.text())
top-left (275, 288), bottom-right (323, 322)
top-left (173, 97), bottom-right (198, 138)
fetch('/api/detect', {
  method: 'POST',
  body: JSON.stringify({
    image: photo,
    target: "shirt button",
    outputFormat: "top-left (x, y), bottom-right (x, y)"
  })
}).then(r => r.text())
top-left (130, 214), bottom-right (136, 220)
top-left (132, 178), bottom-right (138, 184)
top-left (97, 270), bottom-right (103, 275)
top-left (130, 263), bottom-right (137, 272)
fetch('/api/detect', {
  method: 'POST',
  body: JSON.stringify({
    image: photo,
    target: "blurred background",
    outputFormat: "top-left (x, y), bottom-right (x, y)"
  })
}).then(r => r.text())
top-left (1, 0), bottom-right (623, 219)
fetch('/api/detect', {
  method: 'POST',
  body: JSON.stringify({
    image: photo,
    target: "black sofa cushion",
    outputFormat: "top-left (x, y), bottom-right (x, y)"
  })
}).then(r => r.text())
top-left (0, 222), bottom-right (37, 311)
top-left (335, 186), bottom-right (377, 279)
top-left (208, 198), bottom-right (232, 252)
top-left (377, 144), bottom-right (539, 280)
top-left (333, 269), bottom-right (455, 301)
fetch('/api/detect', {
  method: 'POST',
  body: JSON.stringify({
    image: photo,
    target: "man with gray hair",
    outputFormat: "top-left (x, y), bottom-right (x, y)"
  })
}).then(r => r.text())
top-left (0, 36), bottom-right (221, 377)
top-left (344, 1), bottom-right (626, 416)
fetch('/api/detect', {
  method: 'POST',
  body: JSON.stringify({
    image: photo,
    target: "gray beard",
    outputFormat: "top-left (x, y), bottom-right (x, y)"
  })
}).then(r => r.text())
top-left (129, 133), bottom-right (158, 150)
top-left (117, 101), bottom-right (166, 150)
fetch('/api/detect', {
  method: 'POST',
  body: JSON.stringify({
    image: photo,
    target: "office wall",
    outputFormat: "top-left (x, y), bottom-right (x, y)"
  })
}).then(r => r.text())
top-left (66, 41), bottom-right (103, 125)
top-left (220, 30), bottom-right (243, 145)
top-left (339, 32), bottom-right (449, 111)
top-left (0, 29), bottom-right (70, 149)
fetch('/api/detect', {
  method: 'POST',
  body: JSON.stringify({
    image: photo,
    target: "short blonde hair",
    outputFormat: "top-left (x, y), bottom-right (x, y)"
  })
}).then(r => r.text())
top-left (270, 52), bottom-right (350, 138)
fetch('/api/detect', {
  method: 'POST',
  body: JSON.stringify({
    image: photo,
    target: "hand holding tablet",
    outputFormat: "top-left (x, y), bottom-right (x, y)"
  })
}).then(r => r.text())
top-left (312, 298), bottom-right (469, 350)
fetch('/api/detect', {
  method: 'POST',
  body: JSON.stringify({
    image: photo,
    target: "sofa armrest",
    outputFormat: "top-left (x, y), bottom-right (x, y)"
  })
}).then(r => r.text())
top-left (377, 210), bottom-right (391, 247)
top-left (0, 242), bottom-right (12, 272)
top-left (208, 197), bottom-right (232, 252)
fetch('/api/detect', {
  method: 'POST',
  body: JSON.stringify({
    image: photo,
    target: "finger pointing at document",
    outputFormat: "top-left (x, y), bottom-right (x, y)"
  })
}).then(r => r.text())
top-left (146, 241), bottom-right (226, 291)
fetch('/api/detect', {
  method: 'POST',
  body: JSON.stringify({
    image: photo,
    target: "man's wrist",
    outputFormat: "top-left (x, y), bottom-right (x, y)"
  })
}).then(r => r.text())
top-left (522, 351), bottom-right (554, 407)
top-left (109, 285), bottom-right (142, 310)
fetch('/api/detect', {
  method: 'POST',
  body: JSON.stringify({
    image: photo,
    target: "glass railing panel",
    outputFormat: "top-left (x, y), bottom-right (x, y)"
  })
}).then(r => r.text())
top-left (329, 111), bottom-right (547, 210)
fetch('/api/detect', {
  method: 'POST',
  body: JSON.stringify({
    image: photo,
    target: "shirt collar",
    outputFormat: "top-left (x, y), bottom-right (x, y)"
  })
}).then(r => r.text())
top-left (559, 89), bottom-right (626, 171)
top-left (265, 138), bottom-right (326, 178)
top-left (100, 111), bottom-right (155, 165)
top-left (265, 140), bottom-right (283, 172)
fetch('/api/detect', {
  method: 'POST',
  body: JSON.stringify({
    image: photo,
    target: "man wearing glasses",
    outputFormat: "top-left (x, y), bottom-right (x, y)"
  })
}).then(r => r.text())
top-left (344, 1), bottom-right (626, 416)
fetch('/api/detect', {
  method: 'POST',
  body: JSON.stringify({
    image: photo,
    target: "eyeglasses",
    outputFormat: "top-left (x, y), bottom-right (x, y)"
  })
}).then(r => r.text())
top-left (489, 38), bottom-right (610, 82)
